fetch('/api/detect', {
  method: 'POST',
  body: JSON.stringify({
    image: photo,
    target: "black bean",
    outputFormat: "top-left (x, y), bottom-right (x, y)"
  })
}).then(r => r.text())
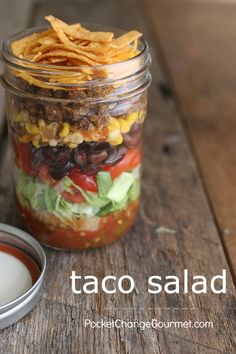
top-left (105, 146), bottom-right (127, 165)
top-left (87, 150), bottom-right (108, 164)
top-left (50, 161), bottom-right (75, 180)
top-left (74, 150), bottom-right (87, 166)
top-left (122, 123), bottom-right (142, 148)
top-left (84, 163), bottom-right (103, 174)
top-left (43, 146), bottom-right (71, 161)
top-left (122, 133), bottom-right (141, 148)
top-left (95, 142), bottom-right (110, 151)
top-left (31, 147), bottom-right (45, 168)
top-left (87, 142), bottom-right (110, 152)
top-left (41, 146), bottom-right (73, 179)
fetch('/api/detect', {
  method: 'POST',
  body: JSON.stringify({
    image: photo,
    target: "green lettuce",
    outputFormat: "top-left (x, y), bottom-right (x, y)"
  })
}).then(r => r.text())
top-left (15, 164), bottom-right (141, 219)
top-left (107, 172), bottom-right (135, 203)
top-left (97, 171), bottom-right (112, 198)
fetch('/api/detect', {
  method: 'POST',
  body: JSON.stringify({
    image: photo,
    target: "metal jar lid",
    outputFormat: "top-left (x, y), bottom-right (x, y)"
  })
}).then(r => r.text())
top-left (0, 223), bottom-right (46, 330)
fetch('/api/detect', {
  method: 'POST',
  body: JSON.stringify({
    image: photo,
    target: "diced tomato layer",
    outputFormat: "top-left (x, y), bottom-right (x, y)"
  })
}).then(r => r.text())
top-left (13, 142), bottom-right (141, 198)
top-left (13, 141), bottom-right (34, 176)
top-left (103, 147), bottom-right (141, 179)
top-left (67, 169), bottom-right (98, 192)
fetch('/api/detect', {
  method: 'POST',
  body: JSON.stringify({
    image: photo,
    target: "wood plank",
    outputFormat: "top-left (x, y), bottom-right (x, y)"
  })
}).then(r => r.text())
top-left (0, 2), bottom-right (32, 211)
top-left (0, 0), bottom-right (235, 353)
top-left (144, 0), bottom-right (236, 279)
top-left (0, 0), bottom-right (32, 140)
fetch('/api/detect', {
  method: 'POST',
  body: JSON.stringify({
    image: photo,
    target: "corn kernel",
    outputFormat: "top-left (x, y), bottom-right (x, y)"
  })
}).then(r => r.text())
top-left (59, 122), bottom-right (70, 138)
top-left (19, 135), bottom-right (32, 143)
top-left (109, 117), bottom-right (120, 131)
top-left (49, 139), bottom-right (58, 147)
top-left (119, 118), bottom-right (130, 134)
top-left (126, 112), bottom-right (138, 125)
top-left (110, 134), bottom-right (123, 146)
top-left (38, 119), bottom-right (46, 128)
top-left (32, 140), bottom-right (40, 148)
top-left (109, 126), bottom-right (120, 136)
top-left (68, 143), bottom-right (78, 149)
top-left (109, 129), bottom-right (120, 141)
top-left (25, 123), bottom-right (39, 135)
top-left (32, 134), bottom-right (41, 147)
top-left (65, 132), bottom-right (83, 144)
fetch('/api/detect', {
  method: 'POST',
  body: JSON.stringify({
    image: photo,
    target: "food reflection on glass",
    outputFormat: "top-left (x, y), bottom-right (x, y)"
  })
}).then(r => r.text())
top-left (2, 16), bottom-right (151, 249)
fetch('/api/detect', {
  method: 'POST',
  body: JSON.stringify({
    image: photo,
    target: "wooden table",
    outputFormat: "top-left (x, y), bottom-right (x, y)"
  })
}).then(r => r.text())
top-left (0, 0), bottom-right (236, 353)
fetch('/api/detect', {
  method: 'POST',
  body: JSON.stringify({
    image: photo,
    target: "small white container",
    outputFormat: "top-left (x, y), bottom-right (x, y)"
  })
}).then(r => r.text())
top-left (0, 223), bottom-right (46, 330)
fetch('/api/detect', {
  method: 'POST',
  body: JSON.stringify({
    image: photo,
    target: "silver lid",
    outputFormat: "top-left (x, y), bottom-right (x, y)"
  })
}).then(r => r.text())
top-left (0, 223), bottom-right (46, 330)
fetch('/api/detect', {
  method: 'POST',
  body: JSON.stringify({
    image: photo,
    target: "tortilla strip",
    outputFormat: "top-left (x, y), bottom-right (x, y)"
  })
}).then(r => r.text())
top-left (45, 15), bottom-right (113, 43)
top-left (34, 50), bottom-right (101, 66)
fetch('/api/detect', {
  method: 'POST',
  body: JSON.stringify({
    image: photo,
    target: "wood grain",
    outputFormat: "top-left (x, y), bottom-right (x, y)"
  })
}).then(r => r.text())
top-left (145, 0), bottom-right (236, 279)
top-left (0, 0), bottom-right (32, 142)
top-left (0, 1), bottom-right (31, 216)
top-left (0, 0), bottom-right (235, 353)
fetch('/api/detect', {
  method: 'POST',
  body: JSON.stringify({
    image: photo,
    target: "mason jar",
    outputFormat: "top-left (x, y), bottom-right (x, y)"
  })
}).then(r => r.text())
top-left (1, 26), bottom-right (151, 250)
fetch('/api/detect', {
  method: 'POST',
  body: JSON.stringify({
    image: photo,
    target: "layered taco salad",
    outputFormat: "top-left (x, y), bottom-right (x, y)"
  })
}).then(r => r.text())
top-left (3, 16), bottom-right (150, 249)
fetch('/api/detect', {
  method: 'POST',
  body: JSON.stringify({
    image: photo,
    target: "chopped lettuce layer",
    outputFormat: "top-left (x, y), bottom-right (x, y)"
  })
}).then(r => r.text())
top-left (15, 165), bottom-right (141, 219)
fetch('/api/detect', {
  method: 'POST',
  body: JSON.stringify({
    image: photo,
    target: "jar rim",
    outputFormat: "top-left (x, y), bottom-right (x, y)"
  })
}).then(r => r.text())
top-left (2, 24), bottom-right (148, 74)
top-left (1, 24), bottom-right (151, 102)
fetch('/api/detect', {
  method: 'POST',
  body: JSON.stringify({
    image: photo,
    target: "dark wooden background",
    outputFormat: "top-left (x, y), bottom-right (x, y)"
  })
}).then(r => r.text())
top-left (0, 0), bottom-right (236, 353)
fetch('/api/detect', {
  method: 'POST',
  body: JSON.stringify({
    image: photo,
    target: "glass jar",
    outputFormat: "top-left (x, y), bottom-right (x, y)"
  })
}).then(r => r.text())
top-left (1, 26), bottom-right (151, 250)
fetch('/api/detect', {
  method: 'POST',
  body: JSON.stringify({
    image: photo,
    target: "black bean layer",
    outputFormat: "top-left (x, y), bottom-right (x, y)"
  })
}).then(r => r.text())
top-left (29, 131), bottom-right (141, 180)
